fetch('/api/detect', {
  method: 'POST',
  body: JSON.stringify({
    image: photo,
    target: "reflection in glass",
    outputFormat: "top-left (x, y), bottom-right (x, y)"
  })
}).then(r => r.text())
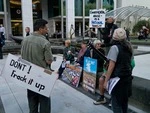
top-left (85, 0), bottom-right (96, 16)
top-left (0, 0), bottom-right (4, 11)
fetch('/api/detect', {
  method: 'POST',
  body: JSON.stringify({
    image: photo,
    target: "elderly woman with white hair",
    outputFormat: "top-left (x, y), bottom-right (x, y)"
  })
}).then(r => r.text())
top-left (91, 39), bottom-right (105, 87)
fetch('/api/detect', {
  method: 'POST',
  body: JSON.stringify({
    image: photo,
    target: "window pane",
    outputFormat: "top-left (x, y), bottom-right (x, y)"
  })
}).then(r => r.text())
top-left (0, 0), bottom-right (4, 11)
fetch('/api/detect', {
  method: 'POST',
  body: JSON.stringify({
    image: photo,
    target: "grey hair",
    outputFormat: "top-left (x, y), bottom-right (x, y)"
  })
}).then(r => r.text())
top-left (93, 39), bottom-right (102, 47)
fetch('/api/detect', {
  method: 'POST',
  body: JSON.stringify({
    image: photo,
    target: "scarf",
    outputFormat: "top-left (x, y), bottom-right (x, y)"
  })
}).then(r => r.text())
top-left (77, 48), bottom-right (87, 62)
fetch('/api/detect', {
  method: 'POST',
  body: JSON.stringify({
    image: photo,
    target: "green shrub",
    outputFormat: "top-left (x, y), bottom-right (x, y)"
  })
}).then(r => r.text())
top-left (133, 20), bottom-right (150, 33)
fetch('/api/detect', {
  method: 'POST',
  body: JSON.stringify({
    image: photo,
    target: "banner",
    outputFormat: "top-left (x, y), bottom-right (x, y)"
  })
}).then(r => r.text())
top-left (89, 9), bottom-right (106, 28)
top-left (82, 57), bottom-right (97, 93)
top-left (62, 65), bottom-right (82, 87)
top-left (1, 54), bottom-right (58, 97)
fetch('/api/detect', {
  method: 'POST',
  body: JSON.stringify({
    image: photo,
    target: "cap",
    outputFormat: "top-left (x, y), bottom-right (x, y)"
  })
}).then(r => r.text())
top-left (113, 28), bottom-right (127, 41)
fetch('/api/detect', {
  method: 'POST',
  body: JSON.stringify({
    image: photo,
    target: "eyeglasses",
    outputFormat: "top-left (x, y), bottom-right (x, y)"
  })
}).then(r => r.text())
top-left (97, 43), bottom-right (101, 45)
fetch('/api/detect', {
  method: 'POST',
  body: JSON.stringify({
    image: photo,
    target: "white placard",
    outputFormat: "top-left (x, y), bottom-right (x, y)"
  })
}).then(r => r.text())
top-left (107, 77), bottom-right (120, 94)
top-left (89, 9), bottom-right (106, 28)
top-left (1, 54), bottom-right (58, 97)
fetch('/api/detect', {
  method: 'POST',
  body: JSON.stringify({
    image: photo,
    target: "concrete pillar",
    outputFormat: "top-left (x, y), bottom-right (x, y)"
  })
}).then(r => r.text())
top-left (48, 19), bottom-right (55, 37)
top-left (7, 0), bottom-right (12, 36)
top-left (66, 0), bottom-right (75, 39)
top-left (96, 0), bottom-right (103, 9)
top-left (21, 0), bottom-right (33, 37)
top-left (96, 0), bottom-right (103, 40)
top-left (114, 0), bottom-right (117, 10)
top-left (3, 0), bottom-right (8, 39)
top-left (41, 0), bottom-right (48, 20)
top-left (82, 0), bottom-right (85, 38)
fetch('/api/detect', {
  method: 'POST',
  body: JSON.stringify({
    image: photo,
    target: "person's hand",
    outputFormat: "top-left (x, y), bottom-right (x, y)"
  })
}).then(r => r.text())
top-left (67, 51), bottom-right (71, 55)
top-left (75, 63), bottom-right (80, 66)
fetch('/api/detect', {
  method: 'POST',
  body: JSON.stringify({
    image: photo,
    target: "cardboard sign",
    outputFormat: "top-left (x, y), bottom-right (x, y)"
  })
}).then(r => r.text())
top-left (1, 54), bottom-right (58, 97)
top-left (82, 57), bottom-right (97, 93)
top-left (89, 9), bottom-right (106, 28)
top-left (62, 65), bottom-right (82, 87)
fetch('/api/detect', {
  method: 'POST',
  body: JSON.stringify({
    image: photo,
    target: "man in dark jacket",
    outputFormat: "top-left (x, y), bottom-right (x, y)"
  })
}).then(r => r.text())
top-left (99, 17), bottom-right (118, 54)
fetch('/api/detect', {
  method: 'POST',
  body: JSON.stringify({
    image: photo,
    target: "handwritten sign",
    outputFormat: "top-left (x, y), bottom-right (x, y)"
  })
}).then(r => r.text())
top-left (1, 54), bottom-right (58, 97)
top-left (89, 9), bottom-right (106, 28)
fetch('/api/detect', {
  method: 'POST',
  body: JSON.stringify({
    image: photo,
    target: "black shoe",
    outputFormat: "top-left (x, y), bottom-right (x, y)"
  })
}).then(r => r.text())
top-left (93, 96), bottom-right (106, 105)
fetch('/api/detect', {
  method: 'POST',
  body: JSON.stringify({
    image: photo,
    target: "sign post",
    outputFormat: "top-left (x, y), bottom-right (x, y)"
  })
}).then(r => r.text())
top-left (1, 54), bottom-right (58, 97)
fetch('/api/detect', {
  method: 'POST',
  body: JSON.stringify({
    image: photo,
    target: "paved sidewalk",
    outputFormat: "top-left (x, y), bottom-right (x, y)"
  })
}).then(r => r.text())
top-left (0, 54), bottom-right (148, 113)
top-left (133, 54), bottom-right (150, 80)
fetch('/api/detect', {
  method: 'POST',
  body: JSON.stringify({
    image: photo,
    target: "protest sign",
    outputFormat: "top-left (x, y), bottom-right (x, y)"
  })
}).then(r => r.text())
top-left (89, 9), bottom-right (106, 28)
top-left (1, 54), bottom-right (58, 97)
top-left (82, 57), bottom-right (97, 93)
top-left (62, 65), bottom-right (82, 87)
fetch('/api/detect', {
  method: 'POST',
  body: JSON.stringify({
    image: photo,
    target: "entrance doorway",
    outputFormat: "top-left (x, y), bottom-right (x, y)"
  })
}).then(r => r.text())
top-left (0, 18), bottom-right (3, 24)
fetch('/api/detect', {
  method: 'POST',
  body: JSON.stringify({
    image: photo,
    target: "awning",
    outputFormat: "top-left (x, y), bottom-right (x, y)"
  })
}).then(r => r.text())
top-left (106, 6), bottom-right (150, 20)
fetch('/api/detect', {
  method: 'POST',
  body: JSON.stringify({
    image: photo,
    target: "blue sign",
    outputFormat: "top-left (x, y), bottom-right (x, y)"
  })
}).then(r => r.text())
top-left (83, 57), bottom-right (97, 74)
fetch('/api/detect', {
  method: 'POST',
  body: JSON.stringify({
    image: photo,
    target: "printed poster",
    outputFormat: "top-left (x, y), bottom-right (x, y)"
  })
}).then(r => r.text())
top-left (82, 57), bottom-right (97, 93)
top-left (62, 64), bottom-right (82, 87)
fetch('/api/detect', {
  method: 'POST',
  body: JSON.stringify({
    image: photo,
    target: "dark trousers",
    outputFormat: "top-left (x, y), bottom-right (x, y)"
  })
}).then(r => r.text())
top-left (0, 47), bottom-right (3, 59)
top-left (27, 90), bottom-right (51, 113)
top-left (111, 80), bottom-right (129, 113)
top-left (58, 64), bottom-right (65, 78)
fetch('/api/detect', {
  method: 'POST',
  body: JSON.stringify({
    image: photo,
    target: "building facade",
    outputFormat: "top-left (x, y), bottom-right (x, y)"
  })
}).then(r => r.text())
top-left (0, 0), bottom-right (114, 38)
top-left (0, 0), bottom-right (149, 38)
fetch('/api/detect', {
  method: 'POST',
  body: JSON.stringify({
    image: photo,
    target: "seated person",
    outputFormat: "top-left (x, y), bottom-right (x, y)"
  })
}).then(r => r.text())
top-left (76, 40), bottom-right (91, 82)
top-left (91, 40), bottom-right (105, 88)
top-left (58, 40), bottom-right (75, 77)
top-left (76, 40), bottom-right (91, 67)
top-left (93, 28), bottom-right (135, 106)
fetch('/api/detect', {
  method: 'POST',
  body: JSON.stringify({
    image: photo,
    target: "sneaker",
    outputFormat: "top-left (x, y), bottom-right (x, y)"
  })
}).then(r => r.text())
top-left (108, 100), bottom-right (112, 107)
top-left (108, 102), bottom-right (112, 107)
top-left (93, 96), bottom-right (106, 105)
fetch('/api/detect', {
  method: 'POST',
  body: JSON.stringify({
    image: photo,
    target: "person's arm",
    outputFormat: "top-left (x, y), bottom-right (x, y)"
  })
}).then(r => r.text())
top-left (44, 42), bottom-right (53, 65)
top-left (103, 45), bottom-right (119, 89)
top-left (70, 47), bottom-right (75, 57)
top-left (98, 28), bottom-right (105, 35)
top-left (103, 60), bottom-right (116, 89)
